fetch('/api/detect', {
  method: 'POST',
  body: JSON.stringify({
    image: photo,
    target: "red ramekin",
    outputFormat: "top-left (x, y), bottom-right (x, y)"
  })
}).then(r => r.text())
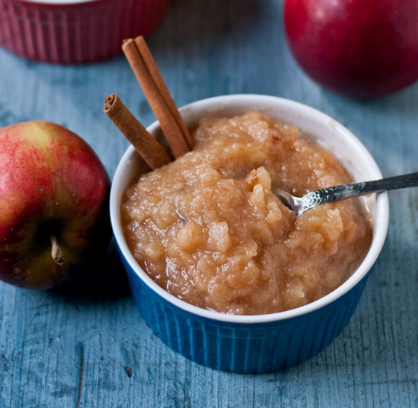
top-left (0, 0), bottom-right (171, 64)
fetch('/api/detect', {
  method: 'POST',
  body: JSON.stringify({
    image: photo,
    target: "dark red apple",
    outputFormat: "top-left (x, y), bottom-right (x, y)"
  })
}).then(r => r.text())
top-left (0, 121), bottom-right (111, 289)
top-left (284, 0), bottom-right (418, 98)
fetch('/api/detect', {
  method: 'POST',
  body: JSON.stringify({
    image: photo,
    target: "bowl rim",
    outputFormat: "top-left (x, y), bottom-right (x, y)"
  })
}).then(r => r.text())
top-left (110, 94), bottom-right (389, 324)
top-left (18, 0), bottom-right (99, 4)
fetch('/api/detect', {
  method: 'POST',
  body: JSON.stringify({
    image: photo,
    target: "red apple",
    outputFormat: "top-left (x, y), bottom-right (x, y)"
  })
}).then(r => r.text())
top-left (0, 121), bottom-right (111, 289)
top-left (284, 0), bottom-right (418, 98)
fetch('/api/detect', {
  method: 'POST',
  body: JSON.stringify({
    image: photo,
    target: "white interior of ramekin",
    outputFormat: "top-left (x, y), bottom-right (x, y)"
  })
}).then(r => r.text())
top-left (21, 0), bottom-right (98, 4)
top-left (110, 94), bottom-right (389, 324)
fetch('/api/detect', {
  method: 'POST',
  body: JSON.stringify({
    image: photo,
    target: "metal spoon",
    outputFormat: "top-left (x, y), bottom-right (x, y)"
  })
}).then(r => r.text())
top-left (271, 171), bottom-right (418, 217)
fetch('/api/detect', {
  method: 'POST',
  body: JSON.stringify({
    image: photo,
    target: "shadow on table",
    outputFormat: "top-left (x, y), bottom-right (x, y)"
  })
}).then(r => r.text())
top-left (150, 0), bottom-right (268, 50)
top-left (147, 0), bottom-right (272, 59)
top-left (50, 238), bottom-right (131, 303)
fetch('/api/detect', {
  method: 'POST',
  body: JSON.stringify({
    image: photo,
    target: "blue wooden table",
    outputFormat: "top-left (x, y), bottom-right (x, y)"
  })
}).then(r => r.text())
top-left (1, 1), bottom-right (417, 407)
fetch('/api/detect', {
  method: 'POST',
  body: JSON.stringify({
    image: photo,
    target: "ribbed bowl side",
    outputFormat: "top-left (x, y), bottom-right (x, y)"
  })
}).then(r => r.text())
top-left (0, 0), bottom-right (171, 64)
top-left (122, 253), bottom-right (370, 374)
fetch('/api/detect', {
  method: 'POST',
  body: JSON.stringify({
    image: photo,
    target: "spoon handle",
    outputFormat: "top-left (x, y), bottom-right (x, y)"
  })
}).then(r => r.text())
top-left (307, 171), bottom-right (418, 206)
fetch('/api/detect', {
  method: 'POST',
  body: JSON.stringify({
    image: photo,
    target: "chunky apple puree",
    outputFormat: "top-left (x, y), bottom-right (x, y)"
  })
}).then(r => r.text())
top-left (122, 111), bottom-right (372, 315)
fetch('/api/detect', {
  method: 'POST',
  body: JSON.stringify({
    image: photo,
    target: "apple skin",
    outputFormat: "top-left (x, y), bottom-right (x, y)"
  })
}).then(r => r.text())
top-left (284, 0), bottom-right (418, 98)
top-left (0, 121), bottom-right (111, 289)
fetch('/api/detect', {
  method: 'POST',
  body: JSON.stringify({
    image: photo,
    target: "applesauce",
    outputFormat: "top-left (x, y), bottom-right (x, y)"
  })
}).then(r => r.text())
top-left (122, 111), bottom-right (372, 315)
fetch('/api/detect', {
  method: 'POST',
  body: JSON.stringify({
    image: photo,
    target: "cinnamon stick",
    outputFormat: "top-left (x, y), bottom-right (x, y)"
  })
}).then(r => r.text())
top-left (122, 38), bottom-right (191, 159)
top-left (134, 36), bottom-right (194, 150)
top-left (104, 94), bottom-right (172, 170)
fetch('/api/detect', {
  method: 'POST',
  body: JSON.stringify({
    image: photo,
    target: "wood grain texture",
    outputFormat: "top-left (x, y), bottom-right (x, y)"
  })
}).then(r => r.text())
top-left (0, 0), bottom-right (417, 407)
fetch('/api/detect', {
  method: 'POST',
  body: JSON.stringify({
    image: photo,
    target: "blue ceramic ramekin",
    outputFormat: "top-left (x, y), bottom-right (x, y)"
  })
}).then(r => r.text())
top-left (110, 95), bottom-right (389, 373)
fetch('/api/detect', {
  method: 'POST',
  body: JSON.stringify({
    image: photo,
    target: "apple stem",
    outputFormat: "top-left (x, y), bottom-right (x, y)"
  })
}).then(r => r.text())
top-left (50, 234), bottom-right (64, 265)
